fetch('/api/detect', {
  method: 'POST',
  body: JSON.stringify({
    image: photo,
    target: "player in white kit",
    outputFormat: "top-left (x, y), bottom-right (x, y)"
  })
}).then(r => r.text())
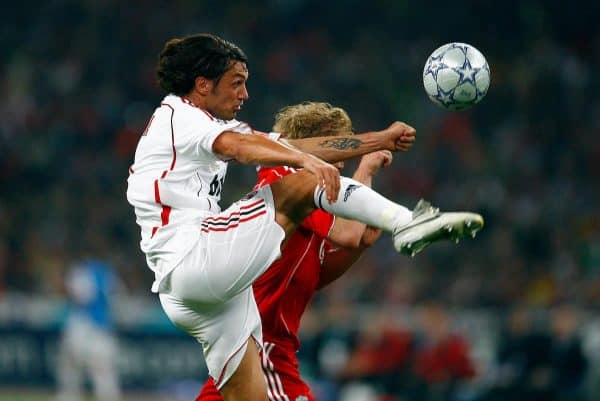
top-left (126, 33), bottom-right (483, 401)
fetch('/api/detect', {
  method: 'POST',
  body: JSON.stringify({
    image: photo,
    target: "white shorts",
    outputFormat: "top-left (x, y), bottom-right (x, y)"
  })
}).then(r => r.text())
top-left (158, 186), bottom-right (285, 388)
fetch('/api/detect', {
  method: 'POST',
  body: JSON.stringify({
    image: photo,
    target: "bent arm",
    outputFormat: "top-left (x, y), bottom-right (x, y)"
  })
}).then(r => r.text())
top-left (244, 120), bottom-right (415, 163)
top-left (318, 246), bottom-right (366, 289)
top-left (285, 131), bottom-right (387, 163)
top-left (318, 225), bottom-right (381, 289)
top-left (319, 151), bottom-right (389, 287)
top-left (285, 120), bottom-right (416, 162)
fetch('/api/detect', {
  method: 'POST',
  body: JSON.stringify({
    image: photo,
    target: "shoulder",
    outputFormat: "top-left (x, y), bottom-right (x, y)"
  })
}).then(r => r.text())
top-left (158, 95), bottom-right (216, 125)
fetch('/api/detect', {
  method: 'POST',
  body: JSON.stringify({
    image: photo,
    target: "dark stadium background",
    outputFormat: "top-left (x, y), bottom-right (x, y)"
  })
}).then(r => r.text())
top-left (1, 0), bottom-right (598, 400)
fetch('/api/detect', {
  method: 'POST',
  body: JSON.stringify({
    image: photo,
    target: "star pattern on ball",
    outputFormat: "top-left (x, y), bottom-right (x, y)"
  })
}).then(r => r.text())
top-left (423, 43), bottom-right (490, 110)
top-left (454, 57), bottom-right (478, 85)
top-left (449, 43), bottom-right (469, 55)
top-left (434, 87), bottom-right (454, 107)
top-left (424, 54), bottom-right (445, 80)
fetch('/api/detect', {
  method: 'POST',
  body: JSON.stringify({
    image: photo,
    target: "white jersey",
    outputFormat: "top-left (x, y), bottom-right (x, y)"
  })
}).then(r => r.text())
top-left (126, 94), bottom-right (279, 290)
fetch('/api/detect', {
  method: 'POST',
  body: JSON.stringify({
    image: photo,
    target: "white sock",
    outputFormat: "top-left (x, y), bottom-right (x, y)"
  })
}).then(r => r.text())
top-left (314, 176), bottom-right (412, 232)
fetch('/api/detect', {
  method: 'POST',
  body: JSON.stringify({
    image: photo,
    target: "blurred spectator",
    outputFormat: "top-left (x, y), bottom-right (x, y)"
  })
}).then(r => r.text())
top-left (56, 259), bottom-right (122, 401)
top-left (340, 311), bottom-right (412, 397)
top-left (408, 302), bottom-right (476, 401)
top-left (548, 304), bottom-right (588, 401)
top-left (485, 306), bottom-right (554, 401)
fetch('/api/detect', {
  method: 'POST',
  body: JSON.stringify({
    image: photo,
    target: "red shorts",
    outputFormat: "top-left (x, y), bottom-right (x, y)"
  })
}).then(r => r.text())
top-left (196, 341), bottom-right (314, 401)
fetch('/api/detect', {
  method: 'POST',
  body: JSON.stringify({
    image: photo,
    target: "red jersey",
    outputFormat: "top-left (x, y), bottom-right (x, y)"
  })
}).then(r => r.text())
top-left (197, 166), bottom-right (334, 401)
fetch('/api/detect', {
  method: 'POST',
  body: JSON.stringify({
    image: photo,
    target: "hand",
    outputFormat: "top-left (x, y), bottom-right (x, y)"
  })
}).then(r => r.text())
top-left (300, 153), bottom-right (340, 203)
top-left (382, 121), bottom-right (416, 152)
top-left (360, 226), bottom-right (383, 247)
top-left (357, 150), bottom-right (393, 177)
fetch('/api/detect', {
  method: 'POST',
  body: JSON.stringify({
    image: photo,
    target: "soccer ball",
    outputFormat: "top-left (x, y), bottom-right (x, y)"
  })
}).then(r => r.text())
top-left (423, 42), bottom-right (490, 110)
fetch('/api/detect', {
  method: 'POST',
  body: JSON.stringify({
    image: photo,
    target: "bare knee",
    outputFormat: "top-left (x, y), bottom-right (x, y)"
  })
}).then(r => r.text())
top-left (219, 339), bottom-right (267, 401)
top-left (269, 171), bottom-right (318, 232)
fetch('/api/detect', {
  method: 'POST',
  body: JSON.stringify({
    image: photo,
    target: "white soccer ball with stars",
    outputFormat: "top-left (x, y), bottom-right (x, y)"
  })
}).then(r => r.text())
top-left (423, 42), bottom-right (490, 111)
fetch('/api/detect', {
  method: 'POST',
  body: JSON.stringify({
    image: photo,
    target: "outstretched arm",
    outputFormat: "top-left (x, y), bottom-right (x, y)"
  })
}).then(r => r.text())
top-left (286, 121), bottom-right (416, 163)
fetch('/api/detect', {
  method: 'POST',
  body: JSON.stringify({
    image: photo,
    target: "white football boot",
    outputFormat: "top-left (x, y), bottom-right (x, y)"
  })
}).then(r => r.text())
top-left (393, 199), bottom-right (483, 257)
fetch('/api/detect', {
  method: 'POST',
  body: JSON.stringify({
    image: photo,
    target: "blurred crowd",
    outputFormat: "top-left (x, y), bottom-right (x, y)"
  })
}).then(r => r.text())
top-left (296, 301), bottom-right (597, 401)
top-left (1, 0), bottom-right (599, 400)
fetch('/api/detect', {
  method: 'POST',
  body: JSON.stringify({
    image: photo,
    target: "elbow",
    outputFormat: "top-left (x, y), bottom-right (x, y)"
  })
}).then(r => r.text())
top-left (229, 135), bottom-right (253, 163)
top-left (215, 133), bottom-right (255, 164)
top-left (213, 131), bottom-right (240, 161)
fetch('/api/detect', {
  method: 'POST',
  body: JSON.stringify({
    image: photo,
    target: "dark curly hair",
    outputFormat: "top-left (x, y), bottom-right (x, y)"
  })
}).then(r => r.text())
top-left (156, 33), bottom-right (248, 96)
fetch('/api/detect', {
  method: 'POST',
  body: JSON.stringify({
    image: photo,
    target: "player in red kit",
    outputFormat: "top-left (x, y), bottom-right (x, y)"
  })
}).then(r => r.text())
top-left (196, 102), bottom-right (392, 401)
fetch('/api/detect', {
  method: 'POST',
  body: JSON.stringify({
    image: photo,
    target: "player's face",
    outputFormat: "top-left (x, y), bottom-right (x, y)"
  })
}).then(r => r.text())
top-left (206, 61), bottom-right (249, 120)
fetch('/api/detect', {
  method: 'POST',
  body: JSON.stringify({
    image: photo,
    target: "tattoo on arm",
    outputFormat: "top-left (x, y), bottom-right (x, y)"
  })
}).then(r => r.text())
top-left (318, 137), bottom-right (363, 150)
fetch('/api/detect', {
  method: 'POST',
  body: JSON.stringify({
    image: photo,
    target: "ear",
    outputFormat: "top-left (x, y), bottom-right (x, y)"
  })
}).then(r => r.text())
top-left (195, 76), bottom-right (212, 96)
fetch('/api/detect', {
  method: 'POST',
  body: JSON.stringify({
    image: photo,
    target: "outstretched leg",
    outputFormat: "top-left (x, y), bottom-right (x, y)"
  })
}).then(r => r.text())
top-left (270, 170), bottom-right (483, 256)
top-left (189, 170), bottom-right (482, 401)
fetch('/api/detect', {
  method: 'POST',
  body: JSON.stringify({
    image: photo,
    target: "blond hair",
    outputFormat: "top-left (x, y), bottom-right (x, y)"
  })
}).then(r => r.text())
top-left (273, 102), bottom-right (353, 139)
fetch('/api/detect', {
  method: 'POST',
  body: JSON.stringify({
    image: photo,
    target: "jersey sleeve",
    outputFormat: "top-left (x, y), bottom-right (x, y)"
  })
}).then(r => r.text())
top-left (254, 165), bottom-right (299, 190)
top-left (252, 131), bottom-right (281, 141)
top-left (175, 112), bottom-right (250, 161)
top-left (301, 209), bottom-right (334, 239)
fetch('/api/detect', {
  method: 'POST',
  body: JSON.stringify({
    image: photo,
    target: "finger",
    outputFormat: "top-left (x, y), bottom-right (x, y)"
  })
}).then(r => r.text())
top-left (382, 153), bottom-right (393, 166)
top-left (319, 175), bottom-right (325, 189)
top-left (332, 169), bottom-right (340, 203)
top-left (327, 168), bottom-right (339, 203)
top-left (403, 124), bottom-right (416, 135)
top-left (327, 176), bottom-right (335, 203)
top-left (378, 150), bottom-right (390, 157)
top-left (321, 170), bottom-right (332, 203)
top-left (395, 140), bottom-right (411, 150)
top-left (378, 152), bottom-right (391, 167)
